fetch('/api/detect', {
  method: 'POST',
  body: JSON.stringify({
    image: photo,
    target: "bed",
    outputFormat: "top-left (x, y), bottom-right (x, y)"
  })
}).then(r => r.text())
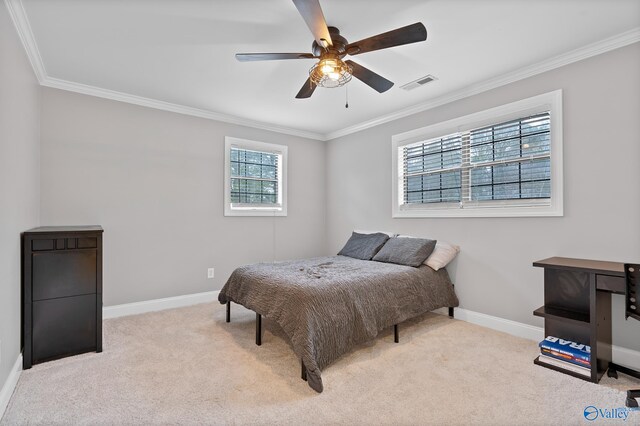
top-left (218, 254), bottom-right (459, 393)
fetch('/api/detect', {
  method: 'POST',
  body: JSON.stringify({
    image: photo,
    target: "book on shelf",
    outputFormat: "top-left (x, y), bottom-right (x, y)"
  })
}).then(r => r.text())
top-left (539, 336), bottom-right (591, 362)
top-left (540, 348), bottom-right (591, 368)
top-left (537, 354), bottom-right (591, 377)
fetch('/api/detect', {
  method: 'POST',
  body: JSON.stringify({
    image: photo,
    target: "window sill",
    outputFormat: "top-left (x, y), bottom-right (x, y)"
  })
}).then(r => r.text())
top-left (393, 204), bottom-right (562, 218)
top-left (224, 208), bottom-right (287, 217)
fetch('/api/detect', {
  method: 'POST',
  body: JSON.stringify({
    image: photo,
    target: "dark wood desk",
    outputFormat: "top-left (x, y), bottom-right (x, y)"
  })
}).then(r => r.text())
top-left (533, 257), bottom-right (626, 383)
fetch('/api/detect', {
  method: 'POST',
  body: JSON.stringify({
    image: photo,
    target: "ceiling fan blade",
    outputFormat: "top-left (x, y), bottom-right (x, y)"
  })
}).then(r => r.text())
top-left (292, 0), bottom-right (333, 47)
top-left (345, 60), bottom-right (393, 93)
top-left (235, 53), bottom-right (316, 62)
top-left (346, 22), bottom-right (427, 55)
top-left (295, 77), bottom-right (317, 99)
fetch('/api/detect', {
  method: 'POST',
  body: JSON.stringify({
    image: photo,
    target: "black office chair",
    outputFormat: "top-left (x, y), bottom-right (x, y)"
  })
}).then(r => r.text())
top-left (607, 263), bottom-right (640, 408)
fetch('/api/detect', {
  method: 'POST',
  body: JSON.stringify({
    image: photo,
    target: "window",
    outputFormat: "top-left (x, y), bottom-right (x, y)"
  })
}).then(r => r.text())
top-left (224, 137), bottom-right (287, 216)
top-left (392, 90), bottom-right (563, 217)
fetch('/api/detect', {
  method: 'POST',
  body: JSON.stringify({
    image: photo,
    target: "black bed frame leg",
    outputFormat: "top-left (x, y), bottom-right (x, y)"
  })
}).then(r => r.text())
top-left (301, 360), bottom-right (307, 381)
top-left (255, 313), bottom-right (262, 346)
top-left (394, 324), bottom-right (399, 343)
top-left (226, 301), bottom-right (230, 323)
top-left (448, 307), bottom-right (454, 318)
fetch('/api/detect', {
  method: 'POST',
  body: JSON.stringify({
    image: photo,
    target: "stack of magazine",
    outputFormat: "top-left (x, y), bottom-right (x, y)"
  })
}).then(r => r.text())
top-left (537, 336), bottom-right (591, 377)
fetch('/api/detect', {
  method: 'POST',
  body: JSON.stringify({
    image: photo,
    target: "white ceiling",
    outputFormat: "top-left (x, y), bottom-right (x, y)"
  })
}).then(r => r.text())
top-left (17, 0), bottom-right (640, 137)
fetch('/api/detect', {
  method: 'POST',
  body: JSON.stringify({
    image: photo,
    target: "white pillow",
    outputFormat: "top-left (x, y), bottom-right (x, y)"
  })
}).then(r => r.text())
top-left (397, 235), bottom-right (460, 270)
top-left (354, 229), bottom-right (395, 238)
top-left (424, 241), bottom-right (460, 271)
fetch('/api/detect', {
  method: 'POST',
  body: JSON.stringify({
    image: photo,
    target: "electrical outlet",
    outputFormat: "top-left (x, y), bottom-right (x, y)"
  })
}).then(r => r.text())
top-left (207, 268), bottom-right (215, 279)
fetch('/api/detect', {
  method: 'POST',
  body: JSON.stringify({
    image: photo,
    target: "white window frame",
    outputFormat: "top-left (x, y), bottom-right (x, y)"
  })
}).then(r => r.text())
top-left (392, 90), bottom-right (563, 218)
top-left (224, 137), bottom-right (288, 217)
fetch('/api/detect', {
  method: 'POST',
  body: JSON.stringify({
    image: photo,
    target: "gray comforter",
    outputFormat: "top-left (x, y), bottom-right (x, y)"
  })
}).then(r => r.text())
top-left (218, 255), bottom-right (459, 393)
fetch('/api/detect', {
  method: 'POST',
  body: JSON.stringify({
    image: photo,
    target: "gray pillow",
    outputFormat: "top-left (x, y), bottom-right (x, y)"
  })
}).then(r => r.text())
top-left (338, 232), bottom-right (390, 260)
top-left (372, 237), bottom-right (437, 267)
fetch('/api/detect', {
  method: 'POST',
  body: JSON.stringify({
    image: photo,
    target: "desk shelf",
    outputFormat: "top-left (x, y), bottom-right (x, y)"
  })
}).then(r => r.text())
top-left (533, 306), bottom-right (589, 327)
top-left (533, 356), bottom-right (592, 382)
top-left (534, 356), bottom-right (606, 383)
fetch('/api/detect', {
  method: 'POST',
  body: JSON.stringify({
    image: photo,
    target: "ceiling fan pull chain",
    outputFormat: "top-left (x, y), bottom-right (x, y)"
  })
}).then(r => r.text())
top-left (345, 84), bottom-right (349, 109)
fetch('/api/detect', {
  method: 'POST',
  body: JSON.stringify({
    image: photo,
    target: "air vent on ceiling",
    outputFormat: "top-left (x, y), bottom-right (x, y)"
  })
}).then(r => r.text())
top-left (400, 75), bottom-right (437, 91)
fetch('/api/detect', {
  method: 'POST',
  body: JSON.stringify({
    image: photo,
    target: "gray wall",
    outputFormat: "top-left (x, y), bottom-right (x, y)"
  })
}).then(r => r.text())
top-left (40, 88), bottom-right (326, 306)
top-left (326, 43), bottom-right (640, 352)
top-left (0, 3), bottom-right (40, 389)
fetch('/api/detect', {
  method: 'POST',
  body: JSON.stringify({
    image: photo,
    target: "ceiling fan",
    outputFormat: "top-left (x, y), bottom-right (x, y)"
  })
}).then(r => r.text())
top-left (235, 0), bottom-right (428, 99)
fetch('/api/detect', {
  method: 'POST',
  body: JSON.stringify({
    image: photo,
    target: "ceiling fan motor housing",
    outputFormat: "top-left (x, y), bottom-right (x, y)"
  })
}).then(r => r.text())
top-left (312, 27), bottom-right (349, 57)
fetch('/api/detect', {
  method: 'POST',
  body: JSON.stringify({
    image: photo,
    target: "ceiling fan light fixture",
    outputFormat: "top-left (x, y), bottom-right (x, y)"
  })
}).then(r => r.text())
top-left (310, 54), bottom-right (352, 88)
top-left (236, 0), bottom-right (428, 98)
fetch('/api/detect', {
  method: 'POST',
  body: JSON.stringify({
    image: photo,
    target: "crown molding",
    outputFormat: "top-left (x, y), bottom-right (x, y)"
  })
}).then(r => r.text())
top-left (4, 0), bottom-right (46, 82)
top-left (40, 77), bottom-right (326, 140)
top-left (324, 27), bottom-right (640, 140)
top-left (6, 0), bottom-right (638, 142)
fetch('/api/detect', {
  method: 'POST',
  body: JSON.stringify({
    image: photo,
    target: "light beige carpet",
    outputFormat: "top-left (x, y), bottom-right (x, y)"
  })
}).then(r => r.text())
top-left (2, 302), bottom-right (639, 425)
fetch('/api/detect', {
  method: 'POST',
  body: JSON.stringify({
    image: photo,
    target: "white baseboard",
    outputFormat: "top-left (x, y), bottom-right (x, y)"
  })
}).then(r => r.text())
top-left (609, 345), bottom-right (640, 370)
top-left (437, 307), bottom-right (544, 341)
top-left (440, 307), bottom-right (640, 369)
top-left (103, 290), bottom-right (220, 319)
top-left (0, 354), bottom-right (22, 421)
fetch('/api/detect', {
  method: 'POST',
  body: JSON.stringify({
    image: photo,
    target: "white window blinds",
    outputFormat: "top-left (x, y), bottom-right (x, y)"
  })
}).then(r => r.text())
top-left (402, 112), bottom-right (551, 207)
top-left (230, 148), bottom-right (279, 206)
